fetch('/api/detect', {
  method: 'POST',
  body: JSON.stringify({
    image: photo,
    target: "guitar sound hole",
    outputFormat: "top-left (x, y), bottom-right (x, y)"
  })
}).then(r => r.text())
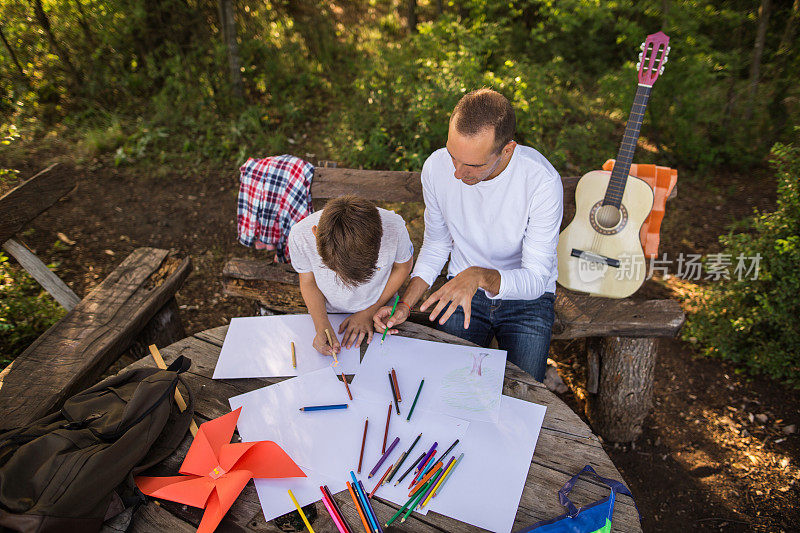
top-left (589, 201), bottom-right (628, 235)
top-left (595, 205), bottom-right (621, 229)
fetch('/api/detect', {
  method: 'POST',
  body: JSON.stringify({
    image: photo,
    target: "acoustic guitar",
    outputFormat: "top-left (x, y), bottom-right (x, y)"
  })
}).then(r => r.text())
top-left (557, 31), bottom-right (671, 298)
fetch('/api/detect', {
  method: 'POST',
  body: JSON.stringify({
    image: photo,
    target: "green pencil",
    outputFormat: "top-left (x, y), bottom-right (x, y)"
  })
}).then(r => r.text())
top-left (401, 475), bottom-right (438, 523)
top-left (406, 378), bottom-right (424, 421)
top-left (381, 294), bottom-right (400, 344)
top-left (386, 477), bottom-right (434, 527)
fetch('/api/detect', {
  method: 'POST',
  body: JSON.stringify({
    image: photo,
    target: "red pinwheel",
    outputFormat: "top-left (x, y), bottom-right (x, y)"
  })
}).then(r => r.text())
top-left (135, 407), bottom-right (305, 532)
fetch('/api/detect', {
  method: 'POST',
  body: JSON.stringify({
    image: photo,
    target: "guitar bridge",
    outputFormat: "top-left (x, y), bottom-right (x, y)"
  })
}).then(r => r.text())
top-left (570, 249), bottom-right (621, 268)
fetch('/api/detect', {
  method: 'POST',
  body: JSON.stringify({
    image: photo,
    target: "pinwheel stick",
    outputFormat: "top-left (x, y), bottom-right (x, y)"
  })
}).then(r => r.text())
top-left (149, 344), bottom-right (199, 436)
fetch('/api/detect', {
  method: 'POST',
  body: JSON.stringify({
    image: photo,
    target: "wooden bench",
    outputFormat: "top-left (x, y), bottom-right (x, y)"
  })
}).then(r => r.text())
top-left (0, 164), bottom-right (192, 431)
top-left (222, 166), bottom-right (685, 443)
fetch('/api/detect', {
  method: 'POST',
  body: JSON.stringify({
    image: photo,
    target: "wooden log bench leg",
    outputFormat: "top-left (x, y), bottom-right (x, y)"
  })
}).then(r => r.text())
top-left (585, 336), bottom-right (658, 443)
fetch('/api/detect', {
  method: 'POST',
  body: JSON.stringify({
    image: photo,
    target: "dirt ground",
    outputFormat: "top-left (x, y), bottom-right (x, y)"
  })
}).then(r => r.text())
top-left (2, 146), bottom-right (798, 532)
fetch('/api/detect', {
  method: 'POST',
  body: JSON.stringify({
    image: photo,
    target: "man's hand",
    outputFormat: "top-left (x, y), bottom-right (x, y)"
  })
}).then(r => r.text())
top-left (313, 327), bottom-right (341, 356)
top-left (339, 309), bottom-right (375, 349)
top-left (420, 267), bottom-right (497, 329)
top-left (373, 303), bottom-right (411, 336)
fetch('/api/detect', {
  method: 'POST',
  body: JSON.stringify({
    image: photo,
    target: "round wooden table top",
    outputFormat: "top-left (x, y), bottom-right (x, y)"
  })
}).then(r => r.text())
top-left (124, 321), bottom-right (642, 533)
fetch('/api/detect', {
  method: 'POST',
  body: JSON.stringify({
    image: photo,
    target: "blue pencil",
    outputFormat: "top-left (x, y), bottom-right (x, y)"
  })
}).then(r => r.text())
top-left (359, 480), bottom-right (384, 533)
top-left (351, 471), bottom-right (379, 532)
top-left (299, 404), bottom-right (348, 411)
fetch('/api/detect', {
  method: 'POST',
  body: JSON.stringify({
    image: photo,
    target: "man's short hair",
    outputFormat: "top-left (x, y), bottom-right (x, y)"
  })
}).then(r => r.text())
top-left (452, 88), bottom-right (516, 154)
top-left (316, 195), bottom-right (383, 287)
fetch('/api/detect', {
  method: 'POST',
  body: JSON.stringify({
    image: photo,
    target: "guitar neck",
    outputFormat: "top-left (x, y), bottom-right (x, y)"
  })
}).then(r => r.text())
top-left (604, 84), bottom-right (652, 207)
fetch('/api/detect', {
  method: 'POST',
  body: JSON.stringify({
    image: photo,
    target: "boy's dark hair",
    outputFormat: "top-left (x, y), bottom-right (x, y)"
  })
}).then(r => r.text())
top-left (316, 195), bottom-right (383, 287)
top-left (452, 88), bottom-right (516, 154)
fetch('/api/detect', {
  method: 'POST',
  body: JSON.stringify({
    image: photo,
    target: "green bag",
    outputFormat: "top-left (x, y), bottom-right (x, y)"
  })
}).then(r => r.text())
top-left (0, 356), bottom-right (194, 532)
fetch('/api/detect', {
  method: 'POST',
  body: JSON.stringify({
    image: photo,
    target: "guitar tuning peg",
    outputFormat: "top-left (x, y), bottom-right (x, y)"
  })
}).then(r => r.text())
top-left (666, 46), bottom-right (671, 53)
top-left (662, 57), bottom-right (668, 64)
top-left (659, 66), bottom-right (665, 75)
top-left (640, 42), bottom-right (646, 50)
top-left (638, 52), bottom-right (643, 60)
top-left (636, 62), bottom-right (641, 70)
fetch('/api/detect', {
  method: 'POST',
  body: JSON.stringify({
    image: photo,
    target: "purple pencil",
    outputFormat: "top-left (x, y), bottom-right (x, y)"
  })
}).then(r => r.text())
top-left (368, 436), bottom-right (399, 478)
top-left (420, 456), bottom-right (455, 507)
top-left (358, 480), bottom-right (384, 533)
top-left (416, 442), bottom-right (437, 475)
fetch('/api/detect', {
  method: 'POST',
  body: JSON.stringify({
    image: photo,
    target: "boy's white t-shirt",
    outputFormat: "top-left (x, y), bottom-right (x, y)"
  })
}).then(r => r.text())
top-left (288, 208), bottom-right (414, 313)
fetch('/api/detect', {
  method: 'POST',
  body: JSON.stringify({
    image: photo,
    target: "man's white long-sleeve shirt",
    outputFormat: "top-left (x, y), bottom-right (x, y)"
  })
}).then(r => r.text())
top-left (411, 145), bottom-right (563, 300)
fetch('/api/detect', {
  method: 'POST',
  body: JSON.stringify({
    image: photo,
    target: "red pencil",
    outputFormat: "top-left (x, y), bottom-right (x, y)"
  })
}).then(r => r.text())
top-left (391, 368), bottom-right (401, 402)
top-left (357, 418), bottom-right (368, 474)
top-left (382, 402), bottom-right (391, 454)
top-left (369, 463), bottom-right (393, 498)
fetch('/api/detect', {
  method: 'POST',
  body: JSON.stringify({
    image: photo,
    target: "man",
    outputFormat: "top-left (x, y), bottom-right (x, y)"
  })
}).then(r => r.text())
top-left (373, 88), bottom-right (562, 382)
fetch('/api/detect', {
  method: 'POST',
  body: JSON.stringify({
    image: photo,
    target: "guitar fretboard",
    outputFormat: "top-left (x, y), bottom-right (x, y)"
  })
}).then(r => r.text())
top-left (603, 84), bottom-right (652, 207)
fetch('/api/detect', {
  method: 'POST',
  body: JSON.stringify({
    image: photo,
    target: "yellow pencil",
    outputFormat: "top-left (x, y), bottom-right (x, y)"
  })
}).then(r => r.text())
top-left (422, 457), bottom-right (456, 507)
top-left (288, 489), bottom-right (314, 532)
top-left (291, 342), bottom-right (297, 368)
top-left (324, 328), bottom-right (339, 366)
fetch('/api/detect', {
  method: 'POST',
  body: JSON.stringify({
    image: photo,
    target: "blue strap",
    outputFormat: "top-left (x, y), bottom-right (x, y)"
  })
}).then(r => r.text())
top-left (557, 465), bottom-right (641, 521)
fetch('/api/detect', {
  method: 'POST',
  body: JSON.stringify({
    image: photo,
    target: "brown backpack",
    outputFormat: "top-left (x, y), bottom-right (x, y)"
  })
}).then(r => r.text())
top-left (0, 356), bottom-right (194, 532)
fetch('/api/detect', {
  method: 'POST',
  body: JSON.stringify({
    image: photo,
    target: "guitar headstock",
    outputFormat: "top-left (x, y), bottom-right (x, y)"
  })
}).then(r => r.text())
top-left (636, 31), bottom-right (670, 86)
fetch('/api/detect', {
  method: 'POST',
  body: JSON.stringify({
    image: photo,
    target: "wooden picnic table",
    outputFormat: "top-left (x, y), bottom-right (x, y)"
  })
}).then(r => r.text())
top-left (123, 320), bottom-right (642, 533)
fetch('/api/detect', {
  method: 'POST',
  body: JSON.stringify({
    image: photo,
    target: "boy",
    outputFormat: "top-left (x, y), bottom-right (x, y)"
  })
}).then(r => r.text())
top-left (288, 195), bottom-right (414, 355)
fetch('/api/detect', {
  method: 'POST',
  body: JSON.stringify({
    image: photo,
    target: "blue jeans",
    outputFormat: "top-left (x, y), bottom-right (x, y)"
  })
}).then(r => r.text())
top-left (435, 291), bottom-right (555, 382)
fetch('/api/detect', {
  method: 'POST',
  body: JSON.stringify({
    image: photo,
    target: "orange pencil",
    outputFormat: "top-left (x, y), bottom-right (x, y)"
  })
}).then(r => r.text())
top-left (342, 372), bottom-right (353, 400)
top-left (390, 368), bottom-right (401, 402)
top-left (347, 481), bottom-right (371, 533)
top-left (382, 402), bottom-right (391, 454)
top-left (408, 461), bottom-right (443, 496)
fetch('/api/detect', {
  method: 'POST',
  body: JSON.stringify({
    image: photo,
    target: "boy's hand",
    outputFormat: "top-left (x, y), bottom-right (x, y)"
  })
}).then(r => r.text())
top-left (373, 303), bottom-right (410, 336)
top-left (313, 328), bottom-right (341, 356)
top-left (339, 310), bottom-right (374, 349)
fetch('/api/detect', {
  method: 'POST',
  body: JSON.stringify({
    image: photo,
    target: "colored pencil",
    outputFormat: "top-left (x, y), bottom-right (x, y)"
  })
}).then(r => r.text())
top-left (351, 472), bottom-right (379, 533)
top-left (299, 404), bottom-right (348, 411)
top-left (416, 442), bottom-right (437, 474)
top-left (400, 478), bottom-right (433, 523)
top-left (386, 433), bottom-right (420, 483)
top-left (422, 456), bottom-right (455, 507)
top-left (434, 452), bottom-right (464, 497)
top-left (369, 436), bottom-right (399, 478)
top-left (358, 480), bottom-right (383, 533)
top-left (419, 450), bottom-right (438, 477)
top-left (324, 328), bottom-right (339, 365)
top-left (320, 486), bottom-right (347, 533)
top-left (390, 368), bottom-right (401, 401)
top-left (288, 489), bottom-right (315, 533)
top-left (291, 342), bottom-right (296, 369)
top-left (382, 403), bottom-right (391, 454)
top-left (323, 485), bottom-right (354, 533)
top-left (342, 372), bottom-right (353, 400)
top-left (385, 481), bottom-right (427, 527)
top-left (388, 373), bottom-right (400, 415)
top-left (408, 460), bottom-right (442, 495)
top-left (440, 438), bottom-right (460, 459)
top-left (357, 418), bottom-right (368, 474)
top-left (381, 294), bottom-right (399, 344)
top-left (346, 482), bottom-right (371, 533)
top-left (369, 463), bottom-right (392, 498)
top-left (395, 452), bottom-right (426, 486)
top-left (406, 379), bottom-right (424, 421)
top-left (418, 465), bottom-right (447, 509)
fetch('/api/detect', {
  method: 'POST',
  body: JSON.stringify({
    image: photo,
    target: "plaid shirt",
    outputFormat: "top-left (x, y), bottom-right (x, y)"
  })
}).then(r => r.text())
top-left (237, 155), bottom-right (314, 262)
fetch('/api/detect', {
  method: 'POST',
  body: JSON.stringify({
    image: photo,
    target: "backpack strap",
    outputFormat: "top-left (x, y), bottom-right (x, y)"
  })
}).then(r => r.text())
top-left (557, 465), bottom-right (641, 521)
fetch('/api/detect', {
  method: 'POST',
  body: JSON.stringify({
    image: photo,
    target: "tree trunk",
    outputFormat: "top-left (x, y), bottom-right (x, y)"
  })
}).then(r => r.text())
top-left (661, 0), bottom-right (669, 29)
top-left (585, 336), bottom-right (658, 443)
top-left (71, 0), bottom-right (97, 48)
top-left (30, 0), bottom-right (82, 86)
top-left (746, 0), bottom-right (772, 121)
top-left (408, 0), bottom-right (417, 33)
top-left (218, 0), bottom-right (244, 100)
top-left (0, 24), bottom-right (28, 81)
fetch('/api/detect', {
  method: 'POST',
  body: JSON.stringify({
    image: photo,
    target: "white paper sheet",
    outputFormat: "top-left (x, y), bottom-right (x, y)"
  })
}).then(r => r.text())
top-left (350, 335), bottom-right (507, 423)
top-left (229, 367), bottom-right (470, 520)
top-left (425, 395), bottom-right (547, 533)
top-left (213, 314), bottom-right (361, 378)
top-left (251, 470), bottom-right (345, 524)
